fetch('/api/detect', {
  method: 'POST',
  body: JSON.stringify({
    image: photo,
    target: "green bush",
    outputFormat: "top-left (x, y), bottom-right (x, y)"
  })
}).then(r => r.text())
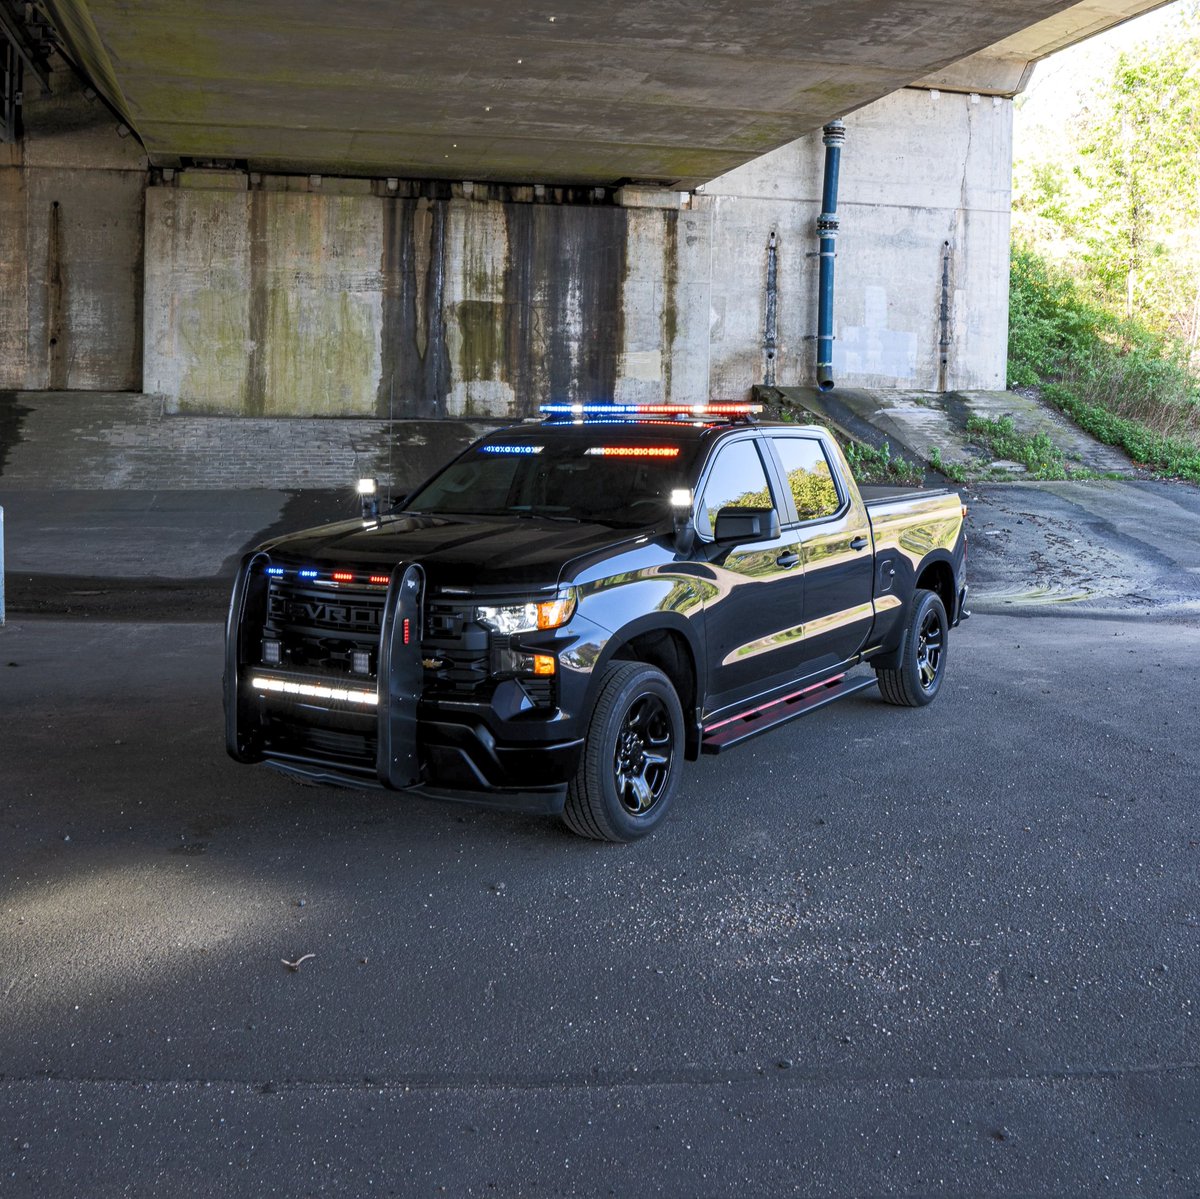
top-left (1008, 245), bottom-right (1200, 480)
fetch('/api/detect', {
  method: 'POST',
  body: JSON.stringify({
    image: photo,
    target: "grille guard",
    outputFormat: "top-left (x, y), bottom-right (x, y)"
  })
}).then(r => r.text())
top-left (224, 554), bottom-right (426, 790)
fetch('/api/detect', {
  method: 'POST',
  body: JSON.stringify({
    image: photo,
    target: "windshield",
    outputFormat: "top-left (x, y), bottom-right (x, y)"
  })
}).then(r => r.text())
top-left (401, 433), bottom-right (700, 528)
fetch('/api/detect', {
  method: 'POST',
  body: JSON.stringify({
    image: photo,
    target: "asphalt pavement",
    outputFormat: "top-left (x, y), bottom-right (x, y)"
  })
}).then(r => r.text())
top-left (1, 480), bottom-right (1199, 1196)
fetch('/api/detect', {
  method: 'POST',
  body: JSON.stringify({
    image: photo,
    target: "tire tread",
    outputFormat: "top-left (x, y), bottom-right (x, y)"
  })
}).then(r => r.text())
top-left (563, 661), bottom-right (678, 842)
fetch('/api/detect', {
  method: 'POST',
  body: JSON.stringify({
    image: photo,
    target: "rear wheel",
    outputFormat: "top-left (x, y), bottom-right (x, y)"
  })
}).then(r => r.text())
top-left (874, 588), bottom-right (948, 707)
top-left (563, 661), bottom-right (684, 843)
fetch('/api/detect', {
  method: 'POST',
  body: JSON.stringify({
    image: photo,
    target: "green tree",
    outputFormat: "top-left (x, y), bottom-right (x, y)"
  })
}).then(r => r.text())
top-left (1013, 17), bottom-right (1200, 359)
top-left (1076, 38), bottom-right (1200, 340)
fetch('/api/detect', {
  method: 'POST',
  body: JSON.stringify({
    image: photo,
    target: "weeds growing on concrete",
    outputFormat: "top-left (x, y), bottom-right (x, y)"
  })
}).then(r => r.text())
top-left (843, 440), bottom-right (924, 487)
top-left (1009, 246), bottom-right (1200, 482)
top-left (964, 415), bottom-right (1068, 480)
top-left (928, 446), bottom-right (969, 485)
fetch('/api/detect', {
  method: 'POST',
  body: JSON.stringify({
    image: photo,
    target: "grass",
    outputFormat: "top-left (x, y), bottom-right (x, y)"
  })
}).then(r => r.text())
top-left (1009, 245), bottom-right (1200, 483)
top-left (964, 415), bottom-right (1068, 480)
top-left (927, 446), bottom-right (969, 485)
top-left (843, 439), bottom-right (924, 487)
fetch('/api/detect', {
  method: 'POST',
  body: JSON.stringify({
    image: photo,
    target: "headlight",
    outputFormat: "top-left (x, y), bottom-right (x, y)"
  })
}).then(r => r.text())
top-left (476, 590), bottom-right (576, 634)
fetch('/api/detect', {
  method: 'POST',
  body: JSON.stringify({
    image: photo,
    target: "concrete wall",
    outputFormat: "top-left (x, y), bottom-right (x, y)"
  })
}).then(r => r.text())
top-left (144, 180), bottom-right (714, 416)
top-left (142, 87), bottom-right (1010, 413)
top-left (4, 76), bottom-right (1008, 409)
top-left (700, 87), bottom-right (1012, 394)
top-left (0, 62), bottom-right (146, 390)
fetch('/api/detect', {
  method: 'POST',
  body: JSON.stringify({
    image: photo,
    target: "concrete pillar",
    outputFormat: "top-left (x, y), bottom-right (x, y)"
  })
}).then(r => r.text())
top-left (0, 60), bottom-right (146, 391)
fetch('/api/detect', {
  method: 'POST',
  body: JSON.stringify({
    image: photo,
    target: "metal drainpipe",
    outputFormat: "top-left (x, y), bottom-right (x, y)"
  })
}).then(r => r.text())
top-left (764, 230), bottom-right (778, 387)
top-left (815, 119), bottom-right (845, 392)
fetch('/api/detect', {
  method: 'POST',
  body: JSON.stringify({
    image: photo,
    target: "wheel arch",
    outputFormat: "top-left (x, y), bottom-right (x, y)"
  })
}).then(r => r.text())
top-left (915, 553), bottom-right (957, 623)
top-left (586, 614), bottom-right (703, 760)
top-left (870, 550), bottom-right (956, 670)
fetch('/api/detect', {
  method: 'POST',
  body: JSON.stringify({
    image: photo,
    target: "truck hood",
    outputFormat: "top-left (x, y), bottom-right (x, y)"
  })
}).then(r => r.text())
top-left (259, 512), bottom-right (648, 591)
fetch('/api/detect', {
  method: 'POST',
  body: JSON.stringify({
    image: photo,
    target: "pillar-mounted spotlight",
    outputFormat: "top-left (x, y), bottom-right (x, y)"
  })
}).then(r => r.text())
top-left (357, 477), bottom-right (379, 521)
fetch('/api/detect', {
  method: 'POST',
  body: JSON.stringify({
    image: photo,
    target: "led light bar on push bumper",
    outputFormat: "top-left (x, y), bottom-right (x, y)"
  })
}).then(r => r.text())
top-left (250, 675), bottom-right (379, 706)
top-left (539, 403), bottom-right (762, 417)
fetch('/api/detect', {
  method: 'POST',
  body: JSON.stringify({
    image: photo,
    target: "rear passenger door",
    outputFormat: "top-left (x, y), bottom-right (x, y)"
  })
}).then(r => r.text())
top-left (766, 435), bottom-right (875, 677)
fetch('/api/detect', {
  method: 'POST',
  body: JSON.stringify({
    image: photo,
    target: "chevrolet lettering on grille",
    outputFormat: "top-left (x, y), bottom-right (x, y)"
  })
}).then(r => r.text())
top-left (279, 599), bottom-right (381, 631)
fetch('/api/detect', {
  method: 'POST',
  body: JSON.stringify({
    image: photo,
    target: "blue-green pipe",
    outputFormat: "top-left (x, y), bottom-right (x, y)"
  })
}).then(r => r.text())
top-left (816, 119), bottom-right (845, 392)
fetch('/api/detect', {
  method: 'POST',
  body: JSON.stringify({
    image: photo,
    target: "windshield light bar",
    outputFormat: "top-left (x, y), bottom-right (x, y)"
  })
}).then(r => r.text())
top-left (251, 675), bottom-right (378, 706)
top-left (539, 403), bottom-right (762, 417)
top-left (584, 446), bottom-right (680, 457)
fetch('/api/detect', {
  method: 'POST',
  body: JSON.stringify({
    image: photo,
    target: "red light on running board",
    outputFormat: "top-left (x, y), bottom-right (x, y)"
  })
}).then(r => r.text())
top-left (403, 618), bottom-right (411, 645)
top-left (369, 574), bottom-right (390, 585)
top-left (585, 446), bottom-right (680, 458)
top-left (332, 571), bottom-right (354, 583)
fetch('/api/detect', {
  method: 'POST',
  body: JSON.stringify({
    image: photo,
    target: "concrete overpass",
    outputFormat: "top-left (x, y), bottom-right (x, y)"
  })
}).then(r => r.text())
top-left (0, 0), bottom-right (1173, 418)
top-left (38, 0), bottom-right (1169, 185)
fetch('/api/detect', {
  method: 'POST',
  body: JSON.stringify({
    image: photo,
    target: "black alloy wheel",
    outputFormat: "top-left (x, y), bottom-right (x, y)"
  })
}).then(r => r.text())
top-left (613, 692), bottom-right (675, 815)
top-left (914, 604), bottom-right (944, 693)
top-left (563, 661), bottom-right (685, 842)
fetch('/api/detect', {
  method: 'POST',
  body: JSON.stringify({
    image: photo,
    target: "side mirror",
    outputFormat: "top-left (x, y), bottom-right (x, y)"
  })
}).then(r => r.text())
top-left (713, 506), bottom-right (780, 545)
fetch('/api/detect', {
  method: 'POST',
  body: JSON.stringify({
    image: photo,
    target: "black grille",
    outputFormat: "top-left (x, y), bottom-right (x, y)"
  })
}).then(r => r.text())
top-left (264, 577), bottom-right (385, 678)
top-left (421, 601), bottom-right (490, 694)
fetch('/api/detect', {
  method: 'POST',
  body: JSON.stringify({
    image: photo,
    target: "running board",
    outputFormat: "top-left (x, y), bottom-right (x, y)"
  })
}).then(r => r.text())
top-left (701, 675), bottom-right (878, 754)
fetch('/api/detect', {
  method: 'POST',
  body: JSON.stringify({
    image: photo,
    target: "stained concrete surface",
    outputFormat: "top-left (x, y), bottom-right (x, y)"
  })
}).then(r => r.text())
top-left (0, 392), bottom-right (497, 491)
top-left (776, 387), bottom-right (1137, 476)
top-left (1, 611), bottom-right (1197, 1195)
top-left (43, 0), bottom-right (1091, 186)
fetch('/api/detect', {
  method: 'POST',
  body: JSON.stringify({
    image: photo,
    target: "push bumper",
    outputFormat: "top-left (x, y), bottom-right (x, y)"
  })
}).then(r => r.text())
top-left (225, 553), bottom-right (583, 813)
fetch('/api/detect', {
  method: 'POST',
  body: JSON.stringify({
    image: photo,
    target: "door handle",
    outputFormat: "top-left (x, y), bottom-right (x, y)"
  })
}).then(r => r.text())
top-left (775, 551), bottom-right (800, 569)
top-left (850, 536), bottom-right (869, 551)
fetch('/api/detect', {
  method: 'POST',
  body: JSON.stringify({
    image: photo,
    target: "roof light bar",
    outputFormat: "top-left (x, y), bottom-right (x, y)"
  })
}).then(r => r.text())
top-left (584, 446), bottom-right (680, 457)
top-left (479, 444), bottom-right (543, 454)
top-left (539, 402), bottom-right (761, 417)
top-left (251, 675), bottom-right (378, 706)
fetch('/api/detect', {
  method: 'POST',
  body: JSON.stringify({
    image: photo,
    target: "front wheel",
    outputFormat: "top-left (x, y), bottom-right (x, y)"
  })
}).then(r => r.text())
top-left (562, 661), bottom-right (684, 843)
top-left (874, 588), bottom-right (948, 707)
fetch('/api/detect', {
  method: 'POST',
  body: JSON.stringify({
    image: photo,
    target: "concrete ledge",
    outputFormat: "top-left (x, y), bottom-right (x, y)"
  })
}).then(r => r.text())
top-left (766, 385), bottom-right (1136, 475)
top-left (0, 391), bottom-right (504, 491)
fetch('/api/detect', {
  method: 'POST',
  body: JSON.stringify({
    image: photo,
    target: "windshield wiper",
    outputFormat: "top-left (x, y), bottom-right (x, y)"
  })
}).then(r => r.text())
top-left (509, 508), bottom-right (584, 524)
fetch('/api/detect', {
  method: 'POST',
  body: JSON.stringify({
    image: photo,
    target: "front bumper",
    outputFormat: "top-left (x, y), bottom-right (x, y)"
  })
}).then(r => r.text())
top-left (225, 554), bottom-right (585, 811)
top-left (261, 756), bottom-right (568, 815)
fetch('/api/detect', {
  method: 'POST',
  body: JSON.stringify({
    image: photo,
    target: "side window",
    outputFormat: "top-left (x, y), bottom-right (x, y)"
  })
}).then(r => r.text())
top-left (696, 439), bottom-right (775, 538)
top-left (772, 437), bottom-right (842, 522)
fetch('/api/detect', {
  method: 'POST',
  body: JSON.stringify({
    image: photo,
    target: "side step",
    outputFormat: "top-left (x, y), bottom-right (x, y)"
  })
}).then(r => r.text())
top-left (701, 674), bottom-right (878, 755)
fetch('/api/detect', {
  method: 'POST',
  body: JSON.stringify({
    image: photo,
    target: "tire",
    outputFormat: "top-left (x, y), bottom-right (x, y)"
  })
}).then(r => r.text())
top-left (874, 588), bottom-right (948, 708)
top-left (562, 661), bottom-right (684, 843)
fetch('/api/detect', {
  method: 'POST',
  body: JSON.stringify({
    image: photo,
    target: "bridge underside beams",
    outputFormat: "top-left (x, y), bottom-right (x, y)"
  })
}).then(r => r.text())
top-left (42, 0), bottom-right (1076, 187)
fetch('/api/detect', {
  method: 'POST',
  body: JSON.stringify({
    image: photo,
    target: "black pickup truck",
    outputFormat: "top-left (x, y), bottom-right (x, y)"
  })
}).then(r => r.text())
top-left (225, 403), bottom-right (967, 841)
